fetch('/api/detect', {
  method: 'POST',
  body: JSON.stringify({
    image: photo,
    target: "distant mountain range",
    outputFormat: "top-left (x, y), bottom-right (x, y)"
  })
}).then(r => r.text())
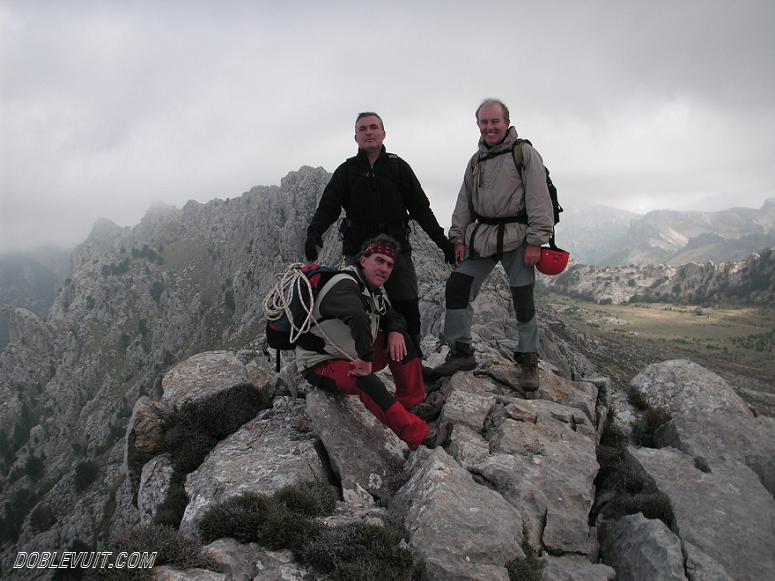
top-left (541, 246), bottom-right (775, 306)
top-left (557, 198), bottom-right (775, 266)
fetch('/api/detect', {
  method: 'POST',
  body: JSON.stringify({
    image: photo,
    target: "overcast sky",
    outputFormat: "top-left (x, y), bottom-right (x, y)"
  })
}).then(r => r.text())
top-left (1, 0), bottom-right (774, 253)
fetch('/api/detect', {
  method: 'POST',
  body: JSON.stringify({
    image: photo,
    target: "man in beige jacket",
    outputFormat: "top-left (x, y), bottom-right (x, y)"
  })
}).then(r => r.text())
top-left (430, 99), bottom-right (554, 390)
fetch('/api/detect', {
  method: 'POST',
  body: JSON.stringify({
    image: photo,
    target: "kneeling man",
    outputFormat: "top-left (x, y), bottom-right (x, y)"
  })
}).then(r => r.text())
top-left (296, 235), bottom-right (433, 450)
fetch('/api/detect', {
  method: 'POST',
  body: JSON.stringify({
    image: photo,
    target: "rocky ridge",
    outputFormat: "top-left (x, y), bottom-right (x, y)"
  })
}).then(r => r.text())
top-left (0, 167), bottom-right (773, 579)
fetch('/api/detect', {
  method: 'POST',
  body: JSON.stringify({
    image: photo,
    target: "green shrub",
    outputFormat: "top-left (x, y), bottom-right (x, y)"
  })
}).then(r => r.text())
top-left (198, 480), bottom-right (411, 580)
top-left (161, 383), bottom-right (270, 474)
top-left (86, 524), bottom-right (217, 580)
top-left (25, 453), bottom-right (45, 481)
top-left (301, 522), bottom-right (414, 581)
top-left (273, 479), bottom-right (338, 517)
top-left (30, 502), bottom-right (55, 531)
top-left (199, 480), bottom-right (336, 547)
top-left (506, 530), bottom-right (544, 581)
top-left (74, 461), bottom-right (99, 492)
top-left (631, 407), bottom-right (672, 448)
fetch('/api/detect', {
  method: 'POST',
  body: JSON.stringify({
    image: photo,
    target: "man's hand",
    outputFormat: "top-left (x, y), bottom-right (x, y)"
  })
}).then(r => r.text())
top-left (523, 244), bottom-right (542, 267)
top-left (439, 240), bottom-right (456, 265)
top-left (454, 243), bottom-right (466, 267)
top-left (348, 358), bottom-right (373, 376)
top-left (304, 232), bottom-right (323, 262)
top-left (387, 331), bottom-right (407, 362)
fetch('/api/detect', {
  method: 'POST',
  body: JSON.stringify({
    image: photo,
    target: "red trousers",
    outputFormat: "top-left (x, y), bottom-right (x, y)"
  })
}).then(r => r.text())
top-left (306, 332), bottom-right (428, 449)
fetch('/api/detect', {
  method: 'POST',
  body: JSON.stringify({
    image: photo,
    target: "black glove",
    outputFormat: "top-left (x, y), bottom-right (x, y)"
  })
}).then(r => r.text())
top-left (439, 239), bottom-right (456, 264)
top-left (304, 232), bottom-right (323, 261)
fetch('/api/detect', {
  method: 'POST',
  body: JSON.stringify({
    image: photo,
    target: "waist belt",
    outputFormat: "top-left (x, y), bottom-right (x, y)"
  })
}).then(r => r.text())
top-left (470, 211), bottom-right (528, 261)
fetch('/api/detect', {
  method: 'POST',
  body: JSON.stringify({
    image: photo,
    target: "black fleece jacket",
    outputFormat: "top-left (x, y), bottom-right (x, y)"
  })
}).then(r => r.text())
top-left (308, 147), bottom-right (448, 255)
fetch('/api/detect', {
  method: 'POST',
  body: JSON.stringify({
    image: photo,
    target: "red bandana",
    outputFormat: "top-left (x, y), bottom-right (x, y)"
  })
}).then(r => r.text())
top-left (364, 241), bottom-right (397, 261)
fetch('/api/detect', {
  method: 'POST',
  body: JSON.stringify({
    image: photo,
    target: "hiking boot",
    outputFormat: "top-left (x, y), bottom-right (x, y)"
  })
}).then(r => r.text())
top-left (430, 344), bottom-right (476, 378)
top-left (422, 423), bottom-right (440, 448)
top-left (422, 365), bottom-right (442, 383)
top-left (409, 391), bottom-right (445, 422)
top-left (515, 352), bottom-right (540, 392)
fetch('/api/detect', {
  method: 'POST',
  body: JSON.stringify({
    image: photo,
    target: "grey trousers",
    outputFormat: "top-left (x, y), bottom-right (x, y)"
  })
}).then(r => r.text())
top-left (443, 245), bottom-right (539, 353)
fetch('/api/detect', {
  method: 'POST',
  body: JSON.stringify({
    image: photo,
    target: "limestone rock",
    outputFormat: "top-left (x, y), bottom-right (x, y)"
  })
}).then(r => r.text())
top-left (125, 396), bottom-right (170, 498)
top-left (629, 446), bottom-right (775, 581)
top-left (600, 512), bottom-right (687, 581)
top-left (539, 554), bottom-right (616, 581)
top-left (153, 567), bottom-right (225, 580)
top-left (629, 359), bottom-right (751, 417)
top-left (474, 399), bottom-right (599, 555)
top-left (179, 397), bottom-right (325, 536)
top-left (203, 539), bottom-right (317, 581)
top-left (305, 388), bottom-right (406, 504)
top-left (392, 447), bottom-right (524, 580)
top-left (138, 453), bottom-right (176, 525)
top-left (162, 351), bottom-right (248, 409)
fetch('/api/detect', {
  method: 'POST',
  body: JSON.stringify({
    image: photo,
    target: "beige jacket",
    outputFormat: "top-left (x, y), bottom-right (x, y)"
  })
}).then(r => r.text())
top-left (449, 127), bottom-right (554, 257)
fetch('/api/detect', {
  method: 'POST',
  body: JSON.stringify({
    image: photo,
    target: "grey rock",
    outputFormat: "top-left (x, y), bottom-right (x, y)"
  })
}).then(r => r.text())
top-left (437, 385), bottom-right (496, 440)
top-left (162, 351), bottom-right (249, 409)
top-left (655, 410), bottom-right (775, 497)
top-left (681, 540), bottom-right (735, 581)
top-left (203, 539), bottom-right (317, 581)
top-left (125, 395), bottom-right (170, 499)
top-left (138, 453), bottom-right (176, 525)
top-left (392, 447), bottom-right (524, 579)
top-left (153, 567), bottom-right (225, 581)
top-left (305, 388), bottom-right (407, 504)
top-left (447, 424), bottom-right (490, 470)
top-left (600, 512), bottom-right (687, 581)
top-left (179, 397), bottom-right (325, 536)
top-left (539, 554), bottom-right (616, 581)
top-left (474, 403), bottom-right (599, 555)
top-left (629, 359), bottom-right (751, 417)
top-left (629, 446), bottom-right (775, 581)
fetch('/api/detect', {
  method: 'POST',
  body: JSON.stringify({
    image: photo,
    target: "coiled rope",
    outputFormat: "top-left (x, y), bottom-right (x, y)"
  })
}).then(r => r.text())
top-left (263, 263), bottom-right (354, 361)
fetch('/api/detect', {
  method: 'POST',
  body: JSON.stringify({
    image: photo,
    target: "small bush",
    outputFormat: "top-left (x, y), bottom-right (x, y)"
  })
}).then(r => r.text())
top-left (631, 407), bottom-right (672, 448)
top-left (506, 531), bottom-right (544, 581)
top-left (30, 503), bottom-right (56, 531)
top-left (199, 480), bottom-right (336, 547)
top-left (301, 522), bottom-right (414, 581)
top-left (87, 524), bottom-right (217, 580)
top-left (198, 480), bottom-right (411, 580)
top-left (604, 491), bottom-right (675, 527)
top-left (161, 383), bottom-right (270, 474)
top-left (25, 454), bottom-right (45, 481)
top-left (74, 461), bottom-right (99, 492)
top-left (274, 479), bottom-right (338, 517)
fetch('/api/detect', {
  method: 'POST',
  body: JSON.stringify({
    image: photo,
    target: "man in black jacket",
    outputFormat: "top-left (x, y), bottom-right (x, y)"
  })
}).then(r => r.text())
top-left (305, 112), bottom-right (454, 360)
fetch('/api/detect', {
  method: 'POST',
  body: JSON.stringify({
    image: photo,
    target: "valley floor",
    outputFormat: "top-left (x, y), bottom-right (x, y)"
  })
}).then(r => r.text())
top-left (542, 292), bottom-right (775, 417)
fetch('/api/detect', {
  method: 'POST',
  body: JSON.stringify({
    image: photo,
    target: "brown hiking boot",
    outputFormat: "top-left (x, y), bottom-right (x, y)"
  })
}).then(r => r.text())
top-left (430, 344), bottom-right (476, 378)
top-left (515, 352), bottom-right (540, 392)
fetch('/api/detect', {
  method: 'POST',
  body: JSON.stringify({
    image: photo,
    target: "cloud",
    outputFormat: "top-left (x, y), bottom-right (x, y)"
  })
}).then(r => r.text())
top-left (1, 0), bottom-right (774, 252)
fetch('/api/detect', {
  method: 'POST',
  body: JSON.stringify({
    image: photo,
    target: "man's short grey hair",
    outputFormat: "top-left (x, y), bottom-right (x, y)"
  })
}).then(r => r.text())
top-left (475, 99), bottom-right (510, 123)
top-left (355, 112), bottom-right (384, 130)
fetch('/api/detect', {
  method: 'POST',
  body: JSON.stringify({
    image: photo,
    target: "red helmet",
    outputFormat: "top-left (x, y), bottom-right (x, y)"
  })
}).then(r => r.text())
top-left (537, 244), bottom-right (570, 275)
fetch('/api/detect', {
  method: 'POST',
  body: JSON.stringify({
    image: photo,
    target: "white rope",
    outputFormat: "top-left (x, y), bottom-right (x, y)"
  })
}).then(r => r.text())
top-left (263, 263), bottom-right (354, 361)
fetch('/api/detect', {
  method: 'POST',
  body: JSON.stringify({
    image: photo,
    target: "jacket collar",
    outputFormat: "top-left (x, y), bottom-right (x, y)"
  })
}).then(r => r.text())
top-left (478, 126), bottom-right (519, 155)
top-left (356, 145), bottom-right (387, 165)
